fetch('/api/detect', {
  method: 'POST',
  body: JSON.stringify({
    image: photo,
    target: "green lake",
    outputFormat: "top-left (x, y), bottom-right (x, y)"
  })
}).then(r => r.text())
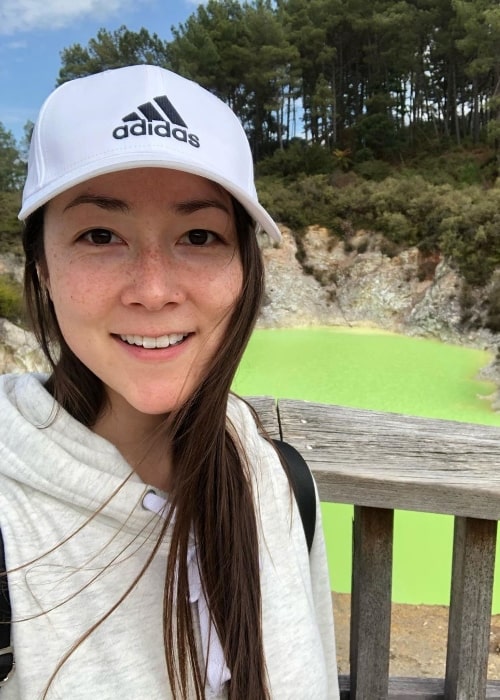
top-left (232, 327), bottom-right (500, 610)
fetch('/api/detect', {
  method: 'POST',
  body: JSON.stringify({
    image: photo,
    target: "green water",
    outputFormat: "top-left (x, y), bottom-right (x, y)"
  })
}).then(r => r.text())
top-left (232, 327), bottom-right (500, 609)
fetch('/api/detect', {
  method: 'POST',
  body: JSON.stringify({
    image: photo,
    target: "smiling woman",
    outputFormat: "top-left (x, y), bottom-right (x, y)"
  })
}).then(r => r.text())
top-left (40, 168), bottom-right (244, 488)
top-left (0, 65), bottom-right (339, 700)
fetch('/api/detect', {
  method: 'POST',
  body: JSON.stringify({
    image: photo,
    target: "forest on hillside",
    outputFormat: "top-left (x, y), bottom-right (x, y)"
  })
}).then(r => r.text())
top-left (1, 0), bottom-right (500, 327)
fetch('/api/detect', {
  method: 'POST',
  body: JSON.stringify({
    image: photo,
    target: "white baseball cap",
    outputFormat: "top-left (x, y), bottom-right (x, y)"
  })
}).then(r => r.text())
top-left (19, 64), bottom-right (281, 242)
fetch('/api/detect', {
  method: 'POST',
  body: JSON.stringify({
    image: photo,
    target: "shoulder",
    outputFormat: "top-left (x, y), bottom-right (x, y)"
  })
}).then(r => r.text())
top-left (226, 393), bottom-right (258, 434)
top-left (226, 394), bottom-right (283, 483)
top-left (226, 394), bottom-right (301, 535)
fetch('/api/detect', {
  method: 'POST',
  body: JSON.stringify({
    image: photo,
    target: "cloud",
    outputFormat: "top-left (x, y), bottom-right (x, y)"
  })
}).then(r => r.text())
top-left (4, 40), bottom-right (28, 50)
top-left (0, 0), bottom-right (139, 35)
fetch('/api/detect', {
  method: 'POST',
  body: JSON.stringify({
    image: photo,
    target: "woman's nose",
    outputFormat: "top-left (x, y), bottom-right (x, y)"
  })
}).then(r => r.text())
top-left (121, 247), bottom-right (186, 310)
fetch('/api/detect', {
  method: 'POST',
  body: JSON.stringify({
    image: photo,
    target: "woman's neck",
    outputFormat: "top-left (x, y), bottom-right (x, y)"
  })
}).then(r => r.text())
top-left (93, 400), bottom-right (173, 491)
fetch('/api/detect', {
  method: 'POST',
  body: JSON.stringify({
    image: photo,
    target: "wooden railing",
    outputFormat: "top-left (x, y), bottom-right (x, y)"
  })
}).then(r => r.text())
top-left (248, 396), bottom-right (500, 700)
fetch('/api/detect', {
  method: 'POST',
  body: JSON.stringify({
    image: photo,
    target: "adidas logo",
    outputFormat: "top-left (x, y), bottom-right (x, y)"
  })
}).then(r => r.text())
top-left (112, 95), bottom-right (200, 148)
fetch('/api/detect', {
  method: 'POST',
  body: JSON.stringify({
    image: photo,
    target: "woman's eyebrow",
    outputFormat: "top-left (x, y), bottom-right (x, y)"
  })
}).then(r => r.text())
top-left (174, 198), bottom-right (231, 215)
top-left (63, 195), bottom-right (230, 215)
top-left (63, 194), bottom-right (129, 212)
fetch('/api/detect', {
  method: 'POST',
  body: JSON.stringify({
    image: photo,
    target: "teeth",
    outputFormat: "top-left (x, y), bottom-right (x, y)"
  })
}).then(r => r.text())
top-left (120, 333), bottom-right (187, 349)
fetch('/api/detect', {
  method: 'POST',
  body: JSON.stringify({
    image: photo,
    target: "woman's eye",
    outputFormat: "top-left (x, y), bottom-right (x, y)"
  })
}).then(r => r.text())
top-left (182, 229), bottom-right (217, 246)
top-left (80, 229), bottom-right (120, 245)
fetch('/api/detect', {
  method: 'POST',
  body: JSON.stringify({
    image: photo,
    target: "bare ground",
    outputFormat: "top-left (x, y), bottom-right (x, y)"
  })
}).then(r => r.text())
top-left (333, 593), bottom-right (500, 678)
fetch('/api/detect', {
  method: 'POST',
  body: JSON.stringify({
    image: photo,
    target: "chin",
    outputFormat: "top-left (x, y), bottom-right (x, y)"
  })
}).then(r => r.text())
top-left (129, 389), bottom-right (194, 416)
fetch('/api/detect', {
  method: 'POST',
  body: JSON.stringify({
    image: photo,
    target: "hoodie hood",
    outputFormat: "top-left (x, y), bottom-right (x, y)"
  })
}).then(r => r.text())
top-left (0, 373), bottom-right (153, 533)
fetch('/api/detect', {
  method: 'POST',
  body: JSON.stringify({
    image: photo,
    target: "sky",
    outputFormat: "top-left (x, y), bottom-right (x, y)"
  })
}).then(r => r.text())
top-left (0, 0), bottom-right (202, 143)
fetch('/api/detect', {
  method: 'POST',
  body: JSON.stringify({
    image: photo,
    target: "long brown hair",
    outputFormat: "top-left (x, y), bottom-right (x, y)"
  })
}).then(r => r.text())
top-left (22, 197), bottom-right (270, 699)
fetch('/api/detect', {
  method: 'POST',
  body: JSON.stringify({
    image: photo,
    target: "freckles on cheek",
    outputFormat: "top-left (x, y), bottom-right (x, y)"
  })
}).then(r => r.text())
top-left (210, 259), bottom-right (243, 295)
top-left (51, 268), bottom-right (107, 320)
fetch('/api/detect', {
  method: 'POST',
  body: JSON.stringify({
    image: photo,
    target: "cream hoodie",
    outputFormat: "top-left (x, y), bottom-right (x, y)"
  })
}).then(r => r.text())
top-left (0, 373), bottom-right (339, 699)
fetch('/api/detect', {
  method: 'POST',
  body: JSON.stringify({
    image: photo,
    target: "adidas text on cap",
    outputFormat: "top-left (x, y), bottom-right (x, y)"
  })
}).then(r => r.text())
top-left (19, 65), bottom-right (281, 242)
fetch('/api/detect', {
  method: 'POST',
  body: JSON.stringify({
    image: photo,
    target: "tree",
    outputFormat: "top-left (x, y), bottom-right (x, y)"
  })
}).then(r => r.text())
top-left (168, 0), bottom-right (298, 156)
top-left (283, 0), bottom-right (338, 143)
top-left (234, 0), bottom-right (299, 155)
top-left (454, 0), bottom-right (500, 173)
top-left (18, 120), bottom-right (34, 163)
top-left (168, 0), bottom-right (246, 112)
top-left (57, 26), bottom-right (170, 84)
top-left (0, 123), bottom-right (24, 192)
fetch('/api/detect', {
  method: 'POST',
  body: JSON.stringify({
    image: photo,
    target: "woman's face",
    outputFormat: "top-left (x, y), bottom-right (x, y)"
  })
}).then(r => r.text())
top-left (43, 167), bottom-right (243, 430)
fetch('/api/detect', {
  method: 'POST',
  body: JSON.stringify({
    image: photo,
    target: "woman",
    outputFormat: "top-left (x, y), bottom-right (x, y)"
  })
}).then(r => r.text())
top-left (0, 65), bottom-right (338, 699)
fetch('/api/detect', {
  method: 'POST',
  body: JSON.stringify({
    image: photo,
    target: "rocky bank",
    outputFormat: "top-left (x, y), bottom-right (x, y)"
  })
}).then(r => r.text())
top-left (260, 226), bottom-right (491, 344)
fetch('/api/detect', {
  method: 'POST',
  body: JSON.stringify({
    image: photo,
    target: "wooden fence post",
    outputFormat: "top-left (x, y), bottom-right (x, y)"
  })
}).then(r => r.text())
top-left (350, 505), bottom-right (394, 700)
top-left (445, 516), bottom-right (497, 700)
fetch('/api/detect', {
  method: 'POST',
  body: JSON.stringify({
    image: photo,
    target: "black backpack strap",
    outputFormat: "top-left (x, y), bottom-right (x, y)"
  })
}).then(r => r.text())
top-left (273, 440), bottom-right (316, 553)
top-left (0, 527), bottom-right (14, 687)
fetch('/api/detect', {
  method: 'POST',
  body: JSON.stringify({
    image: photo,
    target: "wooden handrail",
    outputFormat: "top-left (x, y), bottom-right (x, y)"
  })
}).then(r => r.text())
top-left (247, 397), bottom-right (500, 700)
